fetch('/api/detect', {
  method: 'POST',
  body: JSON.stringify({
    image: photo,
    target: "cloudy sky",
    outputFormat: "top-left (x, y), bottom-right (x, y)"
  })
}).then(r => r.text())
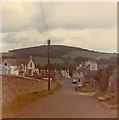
top-left (1, 2), bottom-right (117, 53)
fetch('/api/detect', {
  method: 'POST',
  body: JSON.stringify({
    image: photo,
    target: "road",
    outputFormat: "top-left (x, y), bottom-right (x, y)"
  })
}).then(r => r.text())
top-left (14, 78), bottom-right (117, 118)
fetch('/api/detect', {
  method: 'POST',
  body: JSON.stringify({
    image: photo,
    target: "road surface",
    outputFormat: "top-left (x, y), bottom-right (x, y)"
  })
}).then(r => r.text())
top-left (14, 78), bottom-right (117, 118)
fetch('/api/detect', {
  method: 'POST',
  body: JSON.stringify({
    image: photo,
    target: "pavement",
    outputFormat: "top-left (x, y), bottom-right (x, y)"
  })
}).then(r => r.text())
top-left (13, 78), bottom-right (117, 118)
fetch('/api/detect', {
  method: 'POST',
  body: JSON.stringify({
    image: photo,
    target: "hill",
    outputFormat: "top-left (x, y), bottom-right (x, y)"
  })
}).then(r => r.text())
top-left (63, 50), bottom-right (116, 60)
top-left (33, 57), bottom-right (64, 66)
top-left (9, 45), bottom-right (116, 60)
top-left (9, 45), bottom-right (83, 58)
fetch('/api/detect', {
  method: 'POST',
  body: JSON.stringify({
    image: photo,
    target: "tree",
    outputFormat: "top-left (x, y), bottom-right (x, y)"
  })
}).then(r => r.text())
top-left (95, 65), bottom-right (116, 91)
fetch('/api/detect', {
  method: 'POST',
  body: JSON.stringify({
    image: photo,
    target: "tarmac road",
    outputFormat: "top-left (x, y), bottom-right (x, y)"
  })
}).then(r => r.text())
top-left (14, 78), bottom-right (117, 118)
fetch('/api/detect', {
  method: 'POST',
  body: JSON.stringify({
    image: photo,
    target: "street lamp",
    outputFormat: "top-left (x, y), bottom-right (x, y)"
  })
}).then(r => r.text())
top-left (47, 40), bottom-right (51, 90)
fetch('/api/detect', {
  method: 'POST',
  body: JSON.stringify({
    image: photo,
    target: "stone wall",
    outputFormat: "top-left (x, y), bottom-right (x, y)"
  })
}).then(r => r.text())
top-left (0, 76), bottom-right (2, 118)
top-left (2, 75), bottom-right (57, 104)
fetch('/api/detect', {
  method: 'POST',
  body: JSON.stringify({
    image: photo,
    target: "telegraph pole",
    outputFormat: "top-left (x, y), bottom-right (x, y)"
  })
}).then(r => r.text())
top-left (47, 40), bottom-right (51, 90)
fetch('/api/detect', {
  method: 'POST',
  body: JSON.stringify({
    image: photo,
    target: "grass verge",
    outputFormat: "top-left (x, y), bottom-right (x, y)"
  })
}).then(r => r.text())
top-left (94, 90), bottom-right (117, 106)
top-left (94, 90), bottom-right (107, 98)
top-left (78, 85), bottom-right (96, 93)
top-left (3, 84), bottom-right (62, 117)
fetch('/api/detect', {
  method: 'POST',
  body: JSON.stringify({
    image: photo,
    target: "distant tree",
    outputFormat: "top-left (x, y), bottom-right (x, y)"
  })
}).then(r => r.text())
top-left (44, 64), bottom-right (56, 70)
top-left (74, 57), bottom-right (87, 65)
top-left (35, 64), bottom-right (43, 70)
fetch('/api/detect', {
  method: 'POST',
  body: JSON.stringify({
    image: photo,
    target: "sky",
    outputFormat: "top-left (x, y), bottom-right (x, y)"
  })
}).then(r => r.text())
top-left (0, 2), bottom-right (117, 53)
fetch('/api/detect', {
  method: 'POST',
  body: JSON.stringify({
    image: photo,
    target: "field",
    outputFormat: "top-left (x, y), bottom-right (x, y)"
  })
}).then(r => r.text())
top-left (63, 51), bottom-right (116, 60)
top-left (33, 57), bottom-right (64, 66)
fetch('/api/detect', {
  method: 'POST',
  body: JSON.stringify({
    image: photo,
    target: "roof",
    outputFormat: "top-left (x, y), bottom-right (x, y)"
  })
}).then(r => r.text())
top-left (2, 59), bottom-right (29, 66)
top-left (97, 65), bottom-right (108, 70)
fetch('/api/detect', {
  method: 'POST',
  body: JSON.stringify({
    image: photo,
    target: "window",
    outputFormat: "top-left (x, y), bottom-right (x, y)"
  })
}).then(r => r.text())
top-left (30, 62), bottom-right (32, 67)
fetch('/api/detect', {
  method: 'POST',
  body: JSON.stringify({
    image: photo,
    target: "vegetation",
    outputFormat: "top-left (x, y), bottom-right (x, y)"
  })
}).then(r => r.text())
top-left (94, 90), bottom-right (117, 106)
top-left (9, 45), bottom-right (78, 58)
top-left (94, 90), bottom-right (107, 98)
top-left (8, 45), bottom-right (116, 60)
top-left (94, 64), bottom-right (117, 106)
top-left (78, 80), bottom-right (96, 93)
top-left (63, 50), bottom-right (116, 60)
top-left (3, 84), bottom-right (62, 117)
top-left (95, 65), bottom-right (116, 91)
top-left (33, 57), bottom-right (64, 66)
top-left (78, 85), bottom-right (93, 93)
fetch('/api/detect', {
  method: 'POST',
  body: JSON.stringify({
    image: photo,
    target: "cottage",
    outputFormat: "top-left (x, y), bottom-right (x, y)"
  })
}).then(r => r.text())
top-left (77, 59), bottom-right (97, 79)
top-left (26, 56), bottom-right (35, 76)
top-left (0, 64), bottom-right (8, 75)
top-left (86, 59), bottom-right (97, 71)
top-left (2, 56), bottom-right (39, 76)
top-left (18, 56), bottom-right (39, 76)
top-left (9, 66), bottom-right (19, 75)
top-left (61, 70), bottom-right (70, 78)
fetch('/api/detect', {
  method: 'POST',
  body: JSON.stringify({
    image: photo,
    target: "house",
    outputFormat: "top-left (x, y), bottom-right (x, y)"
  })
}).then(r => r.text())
top-left (0, 64), bottom-right (9, 75)
top-left (86, 59), bottom-right (97, 71)
top-left (97, 64), bottom-right (108, 70)
top-left (96, 58), bottom-right (109, 70)
top-left (61, 70), bottom-right (70, 78)
top-left (2, 59), bottom-right (25, 76)
top-left (26, 56), bottom-right (35, 76)
top-left (9, 66), bottom-right (19, 75)
top-left (2, 56), bottom-right (39, 76)
top-left (76, 59), bottom-right (98, 80)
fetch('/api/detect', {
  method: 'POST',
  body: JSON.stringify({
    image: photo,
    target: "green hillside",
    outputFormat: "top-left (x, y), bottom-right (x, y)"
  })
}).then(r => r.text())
top-left (8, 45), bottom-right (116, 61)
top-left (63, 50), bottom-right (116, 60)
top-left (33, 57), bottom-right (64, 66)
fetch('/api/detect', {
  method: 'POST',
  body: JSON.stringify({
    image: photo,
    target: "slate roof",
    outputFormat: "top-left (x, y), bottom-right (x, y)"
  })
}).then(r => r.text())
top-left (2, 59), bottom-right (29, 66)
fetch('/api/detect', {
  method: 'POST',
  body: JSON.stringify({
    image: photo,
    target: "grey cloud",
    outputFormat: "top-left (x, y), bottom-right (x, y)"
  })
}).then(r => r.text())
top-left (49, 37), bottom-right (64, 44)
top-left (1, 27), bottom-right (117, 53)
top-left (2, 3), bottom-right (116, 33)
top-left (3, 32), bottom-right (29, 44)
top-left (3, 33), bottom-right (18, 43)
top-left (1, 3), bottom-right (117, 53)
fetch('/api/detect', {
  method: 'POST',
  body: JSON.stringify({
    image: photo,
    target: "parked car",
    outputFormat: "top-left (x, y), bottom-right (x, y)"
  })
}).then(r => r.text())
top-left (72, 79), bottom-right (77, 84)
top-left (77, 82), bottom-right (83, 87)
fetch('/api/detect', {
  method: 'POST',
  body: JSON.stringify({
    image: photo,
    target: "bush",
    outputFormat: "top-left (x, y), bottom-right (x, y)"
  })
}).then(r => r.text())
top-left (96, 65), bottom-right (116, 91)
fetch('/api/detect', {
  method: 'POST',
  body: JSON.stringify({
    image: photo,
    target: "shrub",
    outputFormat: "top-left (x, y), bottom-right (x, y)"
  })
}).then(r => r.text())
top-left (96, 65), bottom-right (116, 91)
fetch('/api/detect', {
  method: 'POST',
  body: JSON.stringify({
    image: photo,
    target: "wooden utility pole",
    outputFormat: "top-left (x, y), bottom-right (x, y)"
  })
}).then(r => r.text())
top-left (47, 40), bottom-right (51, 90)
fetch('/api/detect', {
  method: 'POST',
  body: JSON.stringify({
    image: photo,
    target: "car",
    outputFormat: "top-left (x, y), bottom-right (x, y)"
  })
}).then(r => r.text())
top-left (77, 82), bottom-right (83, 87)
top-left (72, 79), bottom-right (77, 84)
